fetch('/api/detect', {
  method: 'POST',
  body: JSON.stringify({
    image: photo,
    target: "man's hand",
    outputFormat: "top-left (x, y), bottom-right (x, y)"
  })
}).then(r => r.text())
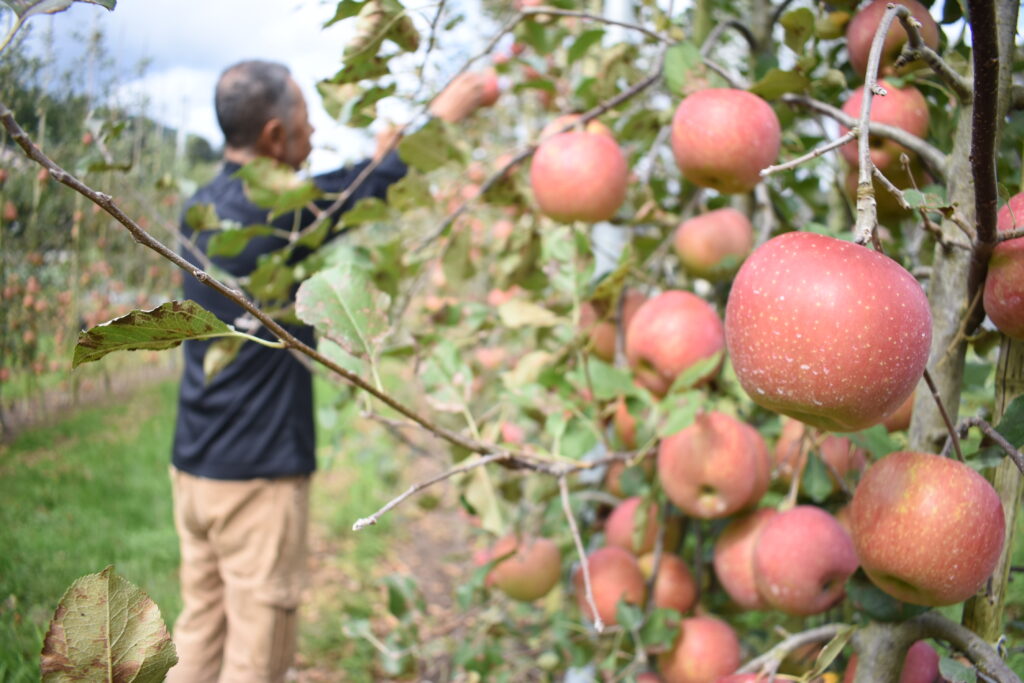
top-left (429, 72), bottom-right (487, 123)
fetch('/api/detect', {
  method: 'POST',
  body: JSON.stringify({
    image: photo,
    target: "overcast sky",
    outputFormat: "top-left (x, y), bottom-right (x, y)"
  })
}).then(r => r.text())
top-left (16, 0), bottom-right (492, 173)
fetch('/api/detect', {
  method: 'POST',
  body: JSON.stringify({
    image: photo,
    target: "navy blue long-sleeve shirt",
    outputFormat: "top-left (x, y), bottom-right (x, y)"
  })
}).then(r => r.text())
top-left (172, 152), bottom-right (407, 480)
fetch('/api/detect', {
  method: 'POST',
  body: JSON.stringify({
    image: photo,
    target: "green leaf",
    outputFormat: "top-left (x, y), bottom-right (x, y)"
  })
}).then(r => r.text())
top-left (639, 607), bottom-right (682, 652)
top-left (806, 625), bottom-right (855, 678)
top-left (206, 224), bottom-right (277, 258)
top-left (780, 8), bottom-right (815, 54)
top-left (397, 117), bottom-right (463, 172)
top-left (40, 566), bottom-right (176, 683)
top-left (234, 158), bottom-right (322, 216)
top-left (323, 0), bottom-right (367, 26)
top-left (498, 300), bottom-right (562, 328)
top-left (615, 601), bottom-right (644, 632)
top-left (318, 82), bottom-right (397, 127)
top-left (995, 395), bottom-right (1024, 448)
top-left (586, 360), bottom-right (636, 402)
top-left (185, 203), bottom-right (220, 232)
top-left (561, 417), bottom-right (598, 459)
top-left (341, 196), bottom-right (393, 227)
top-left (296, 262), bottom-right (390, 358)
top-left (442, 223), bottom-right (476, 286)
top-left (939, 657), bottom-right (977, 683)
top-left (10, 0), bottom-right (114, 19)
top-left (325, 55), bottom-right (392, 85)
top-left (658, 391), bottom-right (700, 437)
top-left (73, 301), bottom-right (232, 368)
top-left (385, 170), bottom-right (432, 212)
top-left (418, 340), bottom-right (474, 413)
top-left (748, 68), bottom-right (810, 99)
top-left (568, 29), bottom-right (605, 64)
top-left (662, 41), bottom-right (702, 95)
top-left (462, 464), bottom-right (505, 535)
top-left (668, 351), bottom-right (723, 393)
top-left (801, 453), bottom-right (834, 503)
top-left (840, 424), bottom-right (900, 459)
top-left (202, 336), bottom-right (245, 384)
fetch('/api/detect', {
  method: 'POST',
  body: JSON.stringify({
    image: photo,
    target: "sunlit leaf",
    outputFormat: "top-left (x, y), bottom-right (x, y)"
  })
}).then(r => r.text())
top-left (498, 300), bottom-right (562, 328)
top-left (295, 262), bottom-right (390, 358)
top-left (585, 360), bottom-right (635, 401)
top-left (40, 566), bottom-right (176, 683)
top-left (10, 0), bottom-right (114, 19)
top-left (202, 336), bottom-right (244, 384)
top-left (235, 158), bottom-right (321, 217)
top-left (73, 301), bottom-right (232, 368)
top-left (663, 41), bottom-right (702, 95)
top-left (324, 0), bottom-right (368, 26)
top-left (184, 203), bottom-right (221, 232)
top-left (748, 68), bottom-right (810, 98)
top-left (807, 625), bottom-right (855, 678)
top-left (397, 118), bottom-right (463, 172)
top-left (780, 8), bottom-right (815, 54)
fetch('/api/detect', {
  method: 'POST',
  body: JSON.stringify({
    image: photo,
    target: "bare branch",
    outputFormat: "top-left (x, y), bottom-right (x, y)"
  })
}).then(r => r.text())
top-left (352, 452), bottom-right (509, 530)
top-left (560, 476), bottom-right (603, 633)
top-left (760, 130), bottom-right (857, 177)
top-left (700, 19), bottom-right (758, 56)
top-left (737, 623), bottom-right (851, 675)
top-left (997, 226), bottom-right (1024, 242)
top-left (782, 94), bottom-right (947, 183)
top-left (893, 13), bottom-right (972, 100)
top-left (923, 367), bottom-right (963, 462)
top-left (871, 164), bottom-right (912, 211)
top-left (945, 416), bottom-right (1024, 475)
top-left (521, 6), bottom-right (670, 43)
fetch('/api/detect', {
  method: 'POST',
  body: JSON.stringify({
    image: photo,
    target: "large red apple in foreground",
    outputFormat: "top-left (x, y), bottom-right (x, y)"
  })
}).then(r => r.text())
top-left (670, 88), bottom-right (781, 195)
top-left (484, 534), bottom-right (562, 601)
top-left (850, 451), bottom-right (1005, 606)
top-left (626, 290), bottom-right (725, 397)
top-left (530, 130), bottom-right (628, 222)
top-left (658, 411), bottom-right (769, 519)
top-left (983, 192), bottom-right (1024, 340)
top-left (673, 208), bottom-right (754, 281)
top-left (725, 231), bottom-right (931, 432)
top-left (573, 546), bottom-right (646, 626)
top-left (658, 616), bottom-right (741, 683)
top-left (753, 505), bottom-right (858, 615)
top-left (838, 81), bottom-right (929, 170)
top-left (846, 0), bottom-right (940, 78)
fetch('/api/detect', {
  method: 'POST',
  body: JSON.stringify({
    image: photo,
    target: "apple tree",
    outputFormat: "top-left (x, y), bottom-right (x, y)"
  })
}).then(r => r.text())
top-left (3, 0), bottom-right (1024, 680)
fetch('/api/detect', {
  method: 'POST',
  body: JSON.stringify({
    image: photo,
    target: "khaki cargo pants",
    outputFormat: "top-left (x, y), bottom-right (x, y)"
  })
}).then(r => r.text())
top-left (166, 468), bottom-right (310, 683)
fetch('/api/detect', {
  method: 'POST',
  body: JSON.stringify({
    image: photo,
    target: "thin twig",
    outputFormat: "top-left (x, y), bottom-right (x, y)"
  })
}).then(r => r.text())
top-left (923, 367), bottom-right (963, 462)
top-left (737, 624), bottom-right (850, 674)
top-left (948, 416), bottom-right (1024, 474)
top-left (521, 7), bottom-right (670, 43)
top-left (781, 94), bottom-right (947, 184)
top-left (560, 475), bottom-right (603, 633)
top-left (352, 453), bottom-right (509, 530)
top-left (997, 226), bottom-right (1024, 242)
top-left (760, 130), bottom-right (857, 177)
top-left (871, 164), bottom-right (912, 211)
top-left (893, 13), bottom-right (972, 101)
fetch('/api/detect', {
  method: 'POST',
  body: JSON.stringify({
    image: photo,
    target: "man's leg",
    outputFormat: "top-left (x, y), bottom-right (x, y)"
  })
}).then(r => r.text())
top-left (213, 475), bottom-right (311, 683)
top-left (166, 468), bottom-right (227, 683)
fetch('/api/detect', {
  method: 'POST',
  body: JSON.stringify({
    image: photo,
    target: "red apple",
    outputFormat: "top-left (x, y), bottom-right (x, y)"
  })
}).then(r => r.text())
top-left (670, 88), bottom-right (781, 194)
top-left (2, 200), bottom-right (16, 222)
top-left (573, 546), bottom-right (646, 626)
top-left (753, 505), bottom-right (858, 615)
top-left (715, 676), bottom-right (771, 683)
top-left (725, 231), bottom-right (932, 432)
top-left (674, 208), bottom-right (754, 281)
top-left (580, 289), bottom-right (647, 363)
top-left (658, 616), bottom-right (741, 683)
top-left (850, 451), bottom-right (1005, 606)
top-left (838, 81), bottom-right (929, 171)
top-left (658, 412), bottom-right (769, 519)
top-left (530, 130), bottom-right (628, 222)
top-left (638, 553), bottom-right (698, 614)
top-left (605, 497), bottom-right (678, 556)
top-left (485, 534), bottom-right (562, 602)
top-left (540, 113), bottom-right (613, 140)
top-left (882, 390), bottom-right (915, 432)
top-left (479, 69), bottom-right (501, 107)
top-left (846, 0), bottom-right (940, 78)
top-left (612, 396), bottom-right (640, 451)
top-left (843, 640), bottom-right (940, 683)
top-left (625, 290), bottom-right (725, 397)
top-left (713, 508), bottom-right (778, 610)
top-left (983, 192), bottom-right (1024, 340)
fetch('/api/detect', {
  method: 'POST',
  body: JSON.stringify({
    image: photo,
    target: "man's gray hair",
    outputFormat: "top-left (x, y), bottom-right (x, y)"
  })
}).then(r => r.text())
top-left (215, 60), bottom-right (295, 149)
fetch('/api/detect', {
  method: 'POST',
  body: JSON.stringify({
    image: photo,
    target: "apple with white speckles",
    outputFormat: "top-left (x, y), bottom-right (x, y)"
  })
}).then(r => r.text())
top-left (725, 231), bottom-right (932, 432)
top-left (752, 505), bottom-right (858, 616)
top-left (850, 451), bottom-right (1005, 606)
top-left (626, 290), bottom-right (726, 397)
top-left (983, 192), bottom-right (1024, 340)
top-left (658, 412), bottom-right (770, 519)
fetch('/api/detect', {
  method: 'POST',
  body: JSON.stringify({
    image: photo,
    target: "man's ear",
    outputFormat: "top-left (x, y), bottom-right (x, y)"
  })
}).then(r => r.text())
top-left (255, 117), bottom-right (287, 161)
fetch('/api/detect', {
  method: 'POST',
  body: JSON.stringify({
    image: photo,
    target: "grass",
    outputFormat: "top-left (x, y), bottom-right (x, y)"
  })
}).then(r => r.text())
top-left (0, 379), bottom-right (181, 681)
top-left (0, 373), bottom-right (401, 681)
